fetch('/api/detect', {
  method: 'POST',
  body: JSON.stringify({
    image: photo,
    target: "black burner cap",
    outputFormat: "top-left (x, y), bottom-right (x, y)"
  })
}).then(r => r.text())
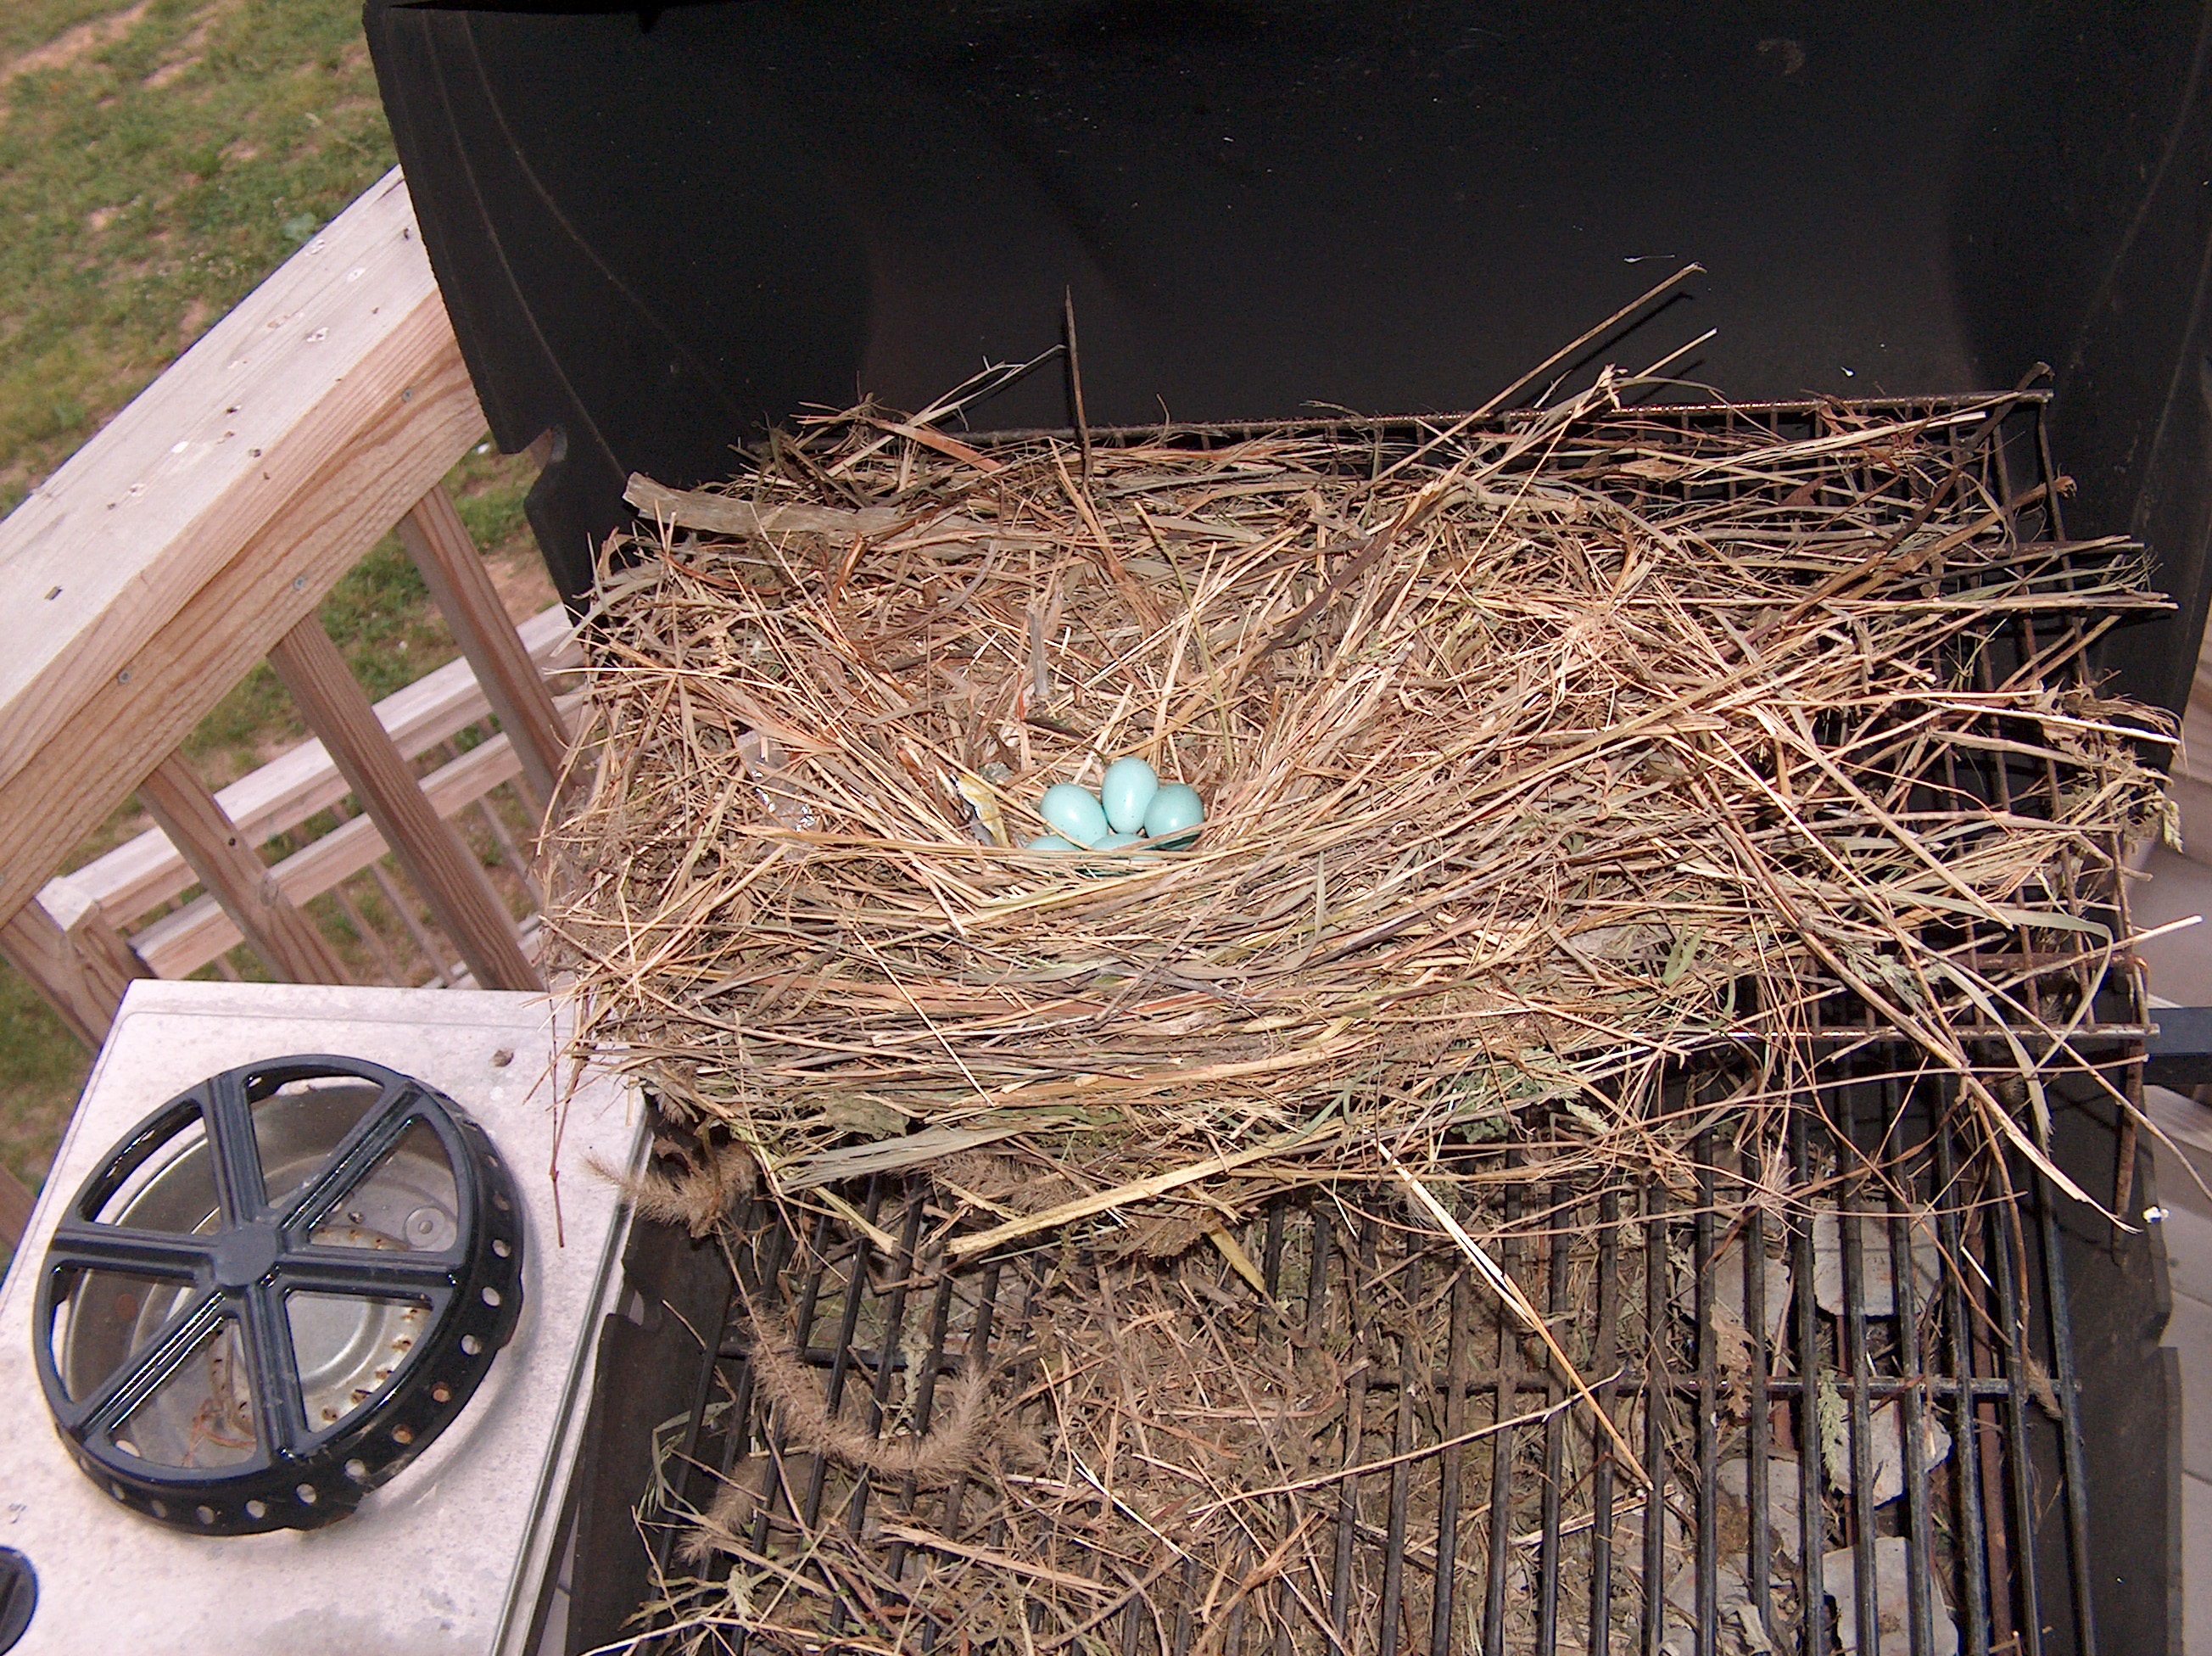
top-left (31, 1056), bottom-right (526, 1535)
top-left (0, 1548), bottom-right (34, 1653)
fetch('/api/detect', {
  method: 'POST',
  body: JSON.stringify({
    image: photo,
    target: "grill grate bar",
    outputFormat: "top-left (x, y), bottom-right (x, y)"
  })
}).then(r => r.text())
top-left (1493, 1172), bottom-right (1528, 1656)
top-left (1538, 1205), bottom-right (1571, 1655)
top-left (1891, 1099), bottom-right (1940, 1656)
top-left (1744, 1166), bottom-right (1774, 1648)
top-left (1377, 1245), bottom-right (1421, 1649)
top-left (1432, 1253), bottom-right (1472, 1653)
top-left (1643, 1187), bottom-right (1668, 1656)
top-left (1695, 1138), bottom-right (1721, 1656)
top-left (845, 1194), bottom-right (927, 1547)
top-left (798, 1181), bottom-right (878, 1535)
top-left (1592, 1188), bottom-right (1623, 1656)
top-left (1993, 1155), bottom-right (2045, 1656)
top-left (2038, 1161), bottom-right (2100, 1656)
top-left (1790, 1102), bottom-right (1828, 1648)
top-left (1842, 1084), bottom-right (1882, 1656)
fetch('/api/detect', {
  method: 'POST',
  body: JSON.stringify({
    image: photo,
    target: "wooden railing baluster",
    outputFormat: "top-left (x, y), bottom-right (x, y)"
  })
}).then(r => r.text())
top-left (0, 878), bottom-right (148, 1048)
top-left (0, 171), bottom-right (483, 937)
top-left (0, 1164), bottom-right (32, 1253)
top-left (268, 615), bottom-right (542, 993)
top-left (1, 169), bottom-right (578, 1052)
top-left (67, 608), bottom-right (579, 938)
top-left (397, 483), bottom-right (572, 817)
top-left (136, 752), bottom-right (351, 986)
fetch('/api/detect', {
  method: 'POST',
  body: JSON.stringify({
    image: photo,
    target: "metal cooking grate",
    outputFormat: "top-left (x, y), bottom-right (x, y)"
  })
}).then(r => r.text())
top-left (636, 1105), bottom-right (2100, 1656)
top-left (627, 393), bottom-right (2147, 1655)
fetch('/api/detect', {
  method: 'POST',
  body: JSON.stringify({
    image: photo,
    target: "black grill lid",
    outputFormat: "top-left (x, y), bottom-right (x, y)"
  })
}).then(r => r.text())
top-left (31, 1056), bottom-right (525, 1535)
top-left (364, 0), bottom-right (2212, 717)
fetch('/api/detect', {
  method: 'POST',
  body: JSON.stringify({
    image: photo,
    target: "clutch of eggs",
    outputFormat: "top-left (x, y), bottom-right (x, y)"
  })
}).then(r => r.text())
top-left (1025, 758), bottom-right (1204, 859)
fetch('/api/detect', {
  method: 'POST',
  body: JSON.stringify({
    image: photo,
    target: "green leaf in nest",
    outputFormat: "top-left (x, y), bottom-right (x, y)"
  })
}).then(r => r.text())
top-left (1564, 1099), bottom-right (1613, 1138)
top-left (1662, 927), bottom-right (1702, 987)
top-left (1452, 1104), bottom-right (1512, 1143)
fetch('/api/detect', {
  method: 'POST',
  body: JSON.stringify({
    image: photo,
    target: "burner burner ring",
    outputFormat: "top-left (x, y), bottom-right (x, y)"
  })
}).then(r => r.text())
top-left (30, 1056), bottom-right (525, 1535)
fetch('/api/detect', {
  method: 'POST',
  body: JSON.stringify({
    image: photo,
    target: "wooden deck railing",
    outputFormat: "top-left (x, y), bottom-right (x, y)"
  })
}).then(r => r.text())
top-left (0, 167), bottom-right (578, 1242)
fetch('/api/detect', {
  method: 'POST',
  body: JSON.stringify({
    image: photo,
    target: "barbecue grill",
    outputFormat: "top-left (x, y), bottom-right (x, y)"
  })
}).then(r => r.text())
top-left (360, 4), bottom-right (2212, 1649)
top-left (561, 396), bottom-right (2172, 1656)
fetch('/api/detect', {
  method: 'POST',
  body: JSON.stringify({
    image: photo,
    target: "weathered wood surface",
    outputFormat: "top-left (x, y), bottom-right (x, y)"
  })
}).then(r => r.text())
top-left (0, 876), bottom-right (148, 1049)
top-left (397, 485), bottom-right (573, 814)
top-left (2172, 625), bottom-right (2212, 864)
top-left (625, 473), bottom-right (906, 540)
top-left (135, 753), bottom-right (351, 986)
top-left (70, 605), bottom-right (578, 926)
top-left (0, 168), bottom-right (485, 929)
top-left (269, 617), bottom-right (542, 993)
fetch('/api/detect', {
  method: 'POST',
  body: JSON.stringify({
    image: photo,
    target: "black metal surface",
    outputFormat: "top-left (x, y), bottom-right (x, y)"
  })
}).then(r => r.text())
top-left (552, 1204), bottom-right (733, 1655)
top-left (30, 1056), bottom-right (525, 1535)
top-left (2041, 1095), bottom-right (2176, 1656)
top-left (560, 394), bottom-right (2176, 1652)
top-left (365, 0), bottom-right (2212, 717)
top-left (0, 1549), bottom-right (32, 1655)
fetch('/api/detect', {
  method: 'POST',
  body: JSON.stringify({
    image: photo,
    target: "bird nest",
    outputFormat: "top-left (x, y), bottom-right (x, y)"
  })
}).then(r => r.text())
top-left (545, 375), bottom-right (2170, 1255)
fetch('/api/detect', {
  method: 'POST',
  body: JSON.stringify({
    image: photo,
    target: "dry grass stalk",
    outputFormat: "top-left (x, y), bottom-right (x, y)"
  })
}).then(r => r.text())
top-left (589, 1138), bottom-right (756, 1238)
top-left (1383, 1144), bottom-right (1646, 1485)
top-left (743, 1309), bottom-right (992, 1489)
top-left (566, 370), bottom-right (2171, 1655)
top-left (635, 1178), bottom-right (1796, 1654)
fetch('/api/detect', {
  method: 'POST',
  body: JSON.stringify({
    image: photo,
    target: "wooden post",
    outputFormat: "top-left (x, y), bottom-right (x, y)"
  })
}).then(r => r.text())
top-left (268, 616), bottom-right (543, 993)
top-left (137, 752), bottom-right (350, 986)
top-left (0, 878), bottom-right (149, 1049)
top-left (395, 484), bottom-right (571, 816)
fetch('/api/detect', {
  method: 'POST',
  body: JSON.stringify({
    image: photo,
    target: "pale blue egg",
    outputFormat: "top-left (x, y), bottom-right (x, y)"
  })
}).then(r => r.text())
top-left (1100, 757), bottom-right (1160, 834)
top-left (1142, 783), bottom-right (1204, 848)
top-left (1080, 829), bottom-right (1146, 877)
top-left (1038, 783), bottom-right (1110, 848)
top-left (1025, 834), bottom-right (1078, 853)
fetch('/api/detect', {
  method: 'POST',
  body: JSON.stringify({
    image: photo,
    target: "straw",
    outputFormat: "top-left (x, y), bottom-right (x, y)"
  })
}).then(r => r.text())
top-left (1382, 1144), bottom-right (1650, 1486)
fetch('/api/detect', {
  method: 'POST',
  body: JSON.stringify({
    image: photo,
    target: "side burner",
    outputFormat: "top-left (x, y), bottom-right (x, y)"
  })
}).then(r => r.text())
top-left (32, 1056), bottom-right (526, 1534)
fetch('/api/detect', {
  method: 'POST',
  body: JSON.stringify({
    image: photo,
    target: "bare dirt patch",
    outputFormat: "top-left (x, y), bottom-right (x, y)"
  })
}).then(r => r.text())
top-left (0, 2), bottom-right (150, 92)
top-left (142, 0), bottom-right (239, 90)
top-left (487, 543), bottom-right (561, 624)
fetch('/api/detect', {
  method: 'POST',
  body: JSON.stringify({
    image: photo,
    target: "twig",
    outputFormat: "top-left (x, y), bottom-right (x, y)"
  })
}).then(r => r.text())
top-left (1064, 288), bottom-right (1093, 484)
top-left (1382, 1146), bottom-right (1652, 1486)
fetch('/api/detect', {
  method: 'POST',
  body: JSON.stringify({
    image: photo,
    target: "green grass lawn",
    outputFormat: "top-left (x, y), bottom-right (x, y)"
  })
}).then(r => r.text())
top-left (0, 2), bottom-right (554, 1204)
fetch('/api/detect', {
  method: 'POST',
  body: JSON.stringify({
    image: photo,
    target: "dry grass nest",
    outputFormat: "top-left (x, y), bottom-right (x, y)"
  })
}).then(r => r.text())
top-left (545, 372), bottom-right (2175, 1250)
